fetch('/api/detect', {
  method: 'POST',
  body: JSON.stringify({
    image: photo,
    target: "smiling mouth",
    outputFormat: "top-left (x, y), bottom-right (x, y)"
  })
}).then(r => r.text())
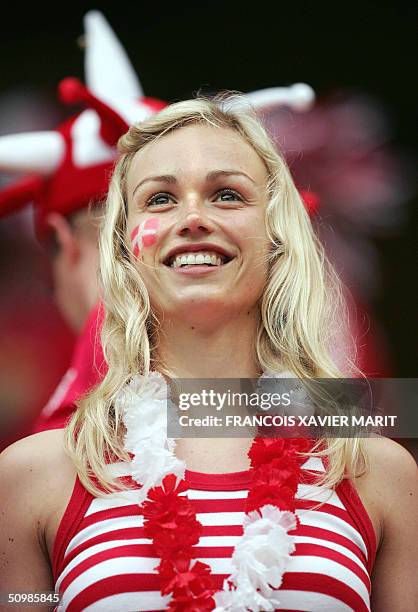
top-left (164, 251), bottom-right (234, 268)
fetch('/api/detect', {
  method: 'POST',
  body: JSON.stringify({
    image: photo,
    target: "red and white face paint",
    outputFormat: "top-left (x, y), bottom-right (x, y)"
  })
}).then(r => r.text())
top-left (130, 218), bottom-right (159, 258)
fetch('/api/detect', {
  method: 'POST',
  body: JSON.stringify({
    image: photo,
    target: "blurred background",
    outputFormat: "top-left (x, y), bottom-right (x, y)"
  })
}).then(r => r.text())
top-left (0, 1), bottom-right (416, 448)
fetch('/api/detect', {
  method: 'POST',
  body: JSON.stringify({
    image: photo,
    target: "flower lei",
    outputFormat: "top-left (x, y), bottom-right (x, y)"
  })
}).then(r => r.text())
top-left (117, 372), bottom-right (311, 612)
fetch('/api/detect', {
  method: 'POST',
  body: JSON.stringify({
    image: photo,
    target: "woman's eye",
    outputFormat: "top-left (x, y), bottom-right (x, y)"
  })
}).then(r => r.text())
top-left (215, 189), bottom-right (243, 203)
top-left (146, 192), bottom-right (173, 207)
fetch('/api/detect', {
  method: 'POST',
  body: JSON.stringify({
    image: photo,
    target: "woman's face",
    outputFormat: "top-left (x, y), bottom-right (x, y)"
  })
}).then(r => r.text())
top-left (125, 123), bottom-right (270, 325)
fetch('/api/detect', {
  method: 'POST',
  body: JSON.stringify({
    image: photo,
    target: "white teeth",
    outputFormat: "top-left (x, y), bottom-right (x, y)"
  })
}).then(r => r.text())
top-left (170, 251), bottom-right (229, 268)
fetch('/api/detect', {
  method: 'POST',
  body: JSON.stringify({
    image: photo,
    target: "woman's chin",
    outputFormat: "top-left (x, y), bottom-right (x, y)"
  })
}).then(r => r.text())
top-left (154, 295), bottom-right (247, 328)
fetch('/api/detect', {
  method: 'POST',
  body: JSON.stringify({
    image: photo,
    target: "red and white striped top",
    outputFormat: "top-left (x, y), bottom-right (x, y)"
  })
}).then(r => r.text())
top-left (53, 456), bottom-right (376, 611)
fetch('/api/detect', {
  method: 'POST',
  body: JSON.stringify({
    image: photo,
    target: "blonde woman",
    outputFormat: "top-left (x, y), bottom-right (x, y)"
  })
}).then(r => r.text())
top-left (0, 96), bottom-right (416, 612)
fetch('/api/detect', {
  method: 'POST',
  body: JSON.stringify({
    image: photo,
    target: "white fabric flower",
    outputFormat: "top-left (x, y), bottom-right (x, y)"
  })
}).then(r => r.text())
top-left (242, 505), bottom-right (297, 535)
top-left (117, 373), bottom-right (170, 453)
top-left (213, 591), bottom-right (244, 611)
top-left (117, 372), bottom-right (185, 502)
top-left (213, 581), bottom-right (253, 612)
top-left (129, 371), bottom-right (168, 400)
top-left (123, 402), bottom-right (166, 452)
top-left (225, 505), bottom-right (296, 607)
top-left (238, 506), bottom-right (296, 583)
top-left (130, 445), bottom-right (185, 503)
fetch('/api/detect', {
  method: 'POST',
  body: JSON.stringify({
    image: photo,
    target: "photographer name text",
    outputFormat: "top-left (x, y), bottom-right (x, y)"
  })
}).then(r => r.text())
top-left (177, 414), bottom-right (398, 428)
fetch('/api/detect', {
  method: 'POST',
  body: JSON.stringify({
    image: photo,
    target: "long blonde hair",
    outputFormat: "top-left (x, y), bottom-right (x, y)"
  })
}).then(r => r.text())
top-left (66, 94), bottom-right (365, 495)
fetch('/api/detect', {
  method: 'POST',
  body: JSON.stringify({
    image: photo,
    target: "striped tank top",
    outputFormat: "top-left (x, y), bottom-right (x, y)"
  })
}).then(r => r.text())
top-left (53, 456), bottom-right (376, 611)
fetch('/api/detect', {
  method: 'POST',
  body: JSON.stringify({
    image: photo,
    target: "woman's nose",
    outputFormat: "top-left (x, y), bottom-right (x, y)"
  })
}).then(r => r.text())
top-left (175, 199), bottom-right (216, 237)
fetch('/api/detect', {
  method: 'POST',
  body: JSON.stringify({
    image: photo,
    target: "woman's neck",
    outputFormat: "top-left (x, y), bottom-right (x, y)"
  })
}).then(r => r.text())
top-left (154, 309), bottom-right (261, 379)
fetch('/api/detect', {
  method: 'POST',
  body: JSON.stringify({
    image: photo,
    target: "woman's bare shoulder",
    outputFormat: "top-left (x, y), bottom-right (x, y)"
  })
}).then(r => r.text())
top-left (0, 429), bottom-right (70, 472)
top-left (0, 430), bottom-right (77, 586)
top-left (355, 441), bottom-right (418, 608)
top-left (361, 436), bottom-right (417, 484)
top-left (354, 437), bottom-right (417, 546)
top-left (0, 429), bottom-right (76, 515)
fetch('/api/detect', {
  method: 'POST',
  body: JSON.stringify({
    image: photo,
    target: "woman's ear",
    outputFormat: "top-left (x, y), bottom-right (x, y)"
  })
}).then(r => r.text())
top-left (45, 212), bottom-right (80, 264)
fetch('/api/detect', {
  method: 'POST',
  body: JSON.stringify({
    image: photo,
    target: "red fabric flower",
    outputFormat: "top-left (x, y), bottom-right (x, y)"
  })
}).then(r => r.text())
top-left (150, 514), bottom-right (203, 557)
top-left (248, 437), bottom-right (311, 468)
top-left (246, 448), bottom-right (302, 512)
top-left (246, 483), bottom-right (294, 512)
top-left (168, 592), bottom-right (215, 612)
top-left (141, 475), bottom-right (190, 526)
top-left (142, 474), bottom-right (203, 555)
top-left (159, 557), bottom-right (216, 611)
top-left (252, 459), bottom-right (299, 491)
top-left (248, 437), bottom-right (293, 468)
top-left (158, 555), bottom-right (197, 593)
top-left (143, 494), bottom-right (195, 529)
top-left (142, 474), bottom-right (188, 509)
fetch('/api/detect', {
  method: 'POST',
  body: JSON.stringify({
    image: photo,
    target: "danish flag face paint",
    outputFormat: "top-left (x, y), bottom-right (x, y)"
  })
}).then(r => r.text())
top-left (130, 218), bottom-right (160, 258)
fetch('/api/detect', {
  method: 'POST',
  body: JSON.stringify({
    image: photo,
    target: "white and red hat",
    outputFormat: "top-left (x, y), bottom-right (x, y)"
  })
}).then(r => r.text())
top-left (0, 11), bottom-right (166, 239)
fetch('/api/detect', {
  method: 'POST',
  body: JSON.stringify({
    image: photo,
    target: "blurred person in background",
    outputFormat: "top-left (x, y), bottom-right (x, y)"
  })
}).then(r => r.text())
top-left (0, 11), bottom-right (167, 438)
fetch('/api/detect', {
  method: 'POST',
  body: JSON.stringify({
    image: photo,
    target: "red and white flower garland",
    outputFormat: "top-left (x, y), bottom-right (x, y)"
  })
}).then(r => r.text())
top-left (117, 372), bottom-right (310, 611)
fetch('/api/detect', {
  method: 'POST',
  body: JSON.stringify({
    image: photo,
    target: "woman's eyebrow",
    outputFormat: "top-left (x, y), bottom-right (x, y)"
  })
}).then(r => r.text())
top-left (132, 169), bottom-right (256, 197)
top-left (132, 175), bottom-right (177, 197)
top-left (206, 170), bottom-right (256, 184)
